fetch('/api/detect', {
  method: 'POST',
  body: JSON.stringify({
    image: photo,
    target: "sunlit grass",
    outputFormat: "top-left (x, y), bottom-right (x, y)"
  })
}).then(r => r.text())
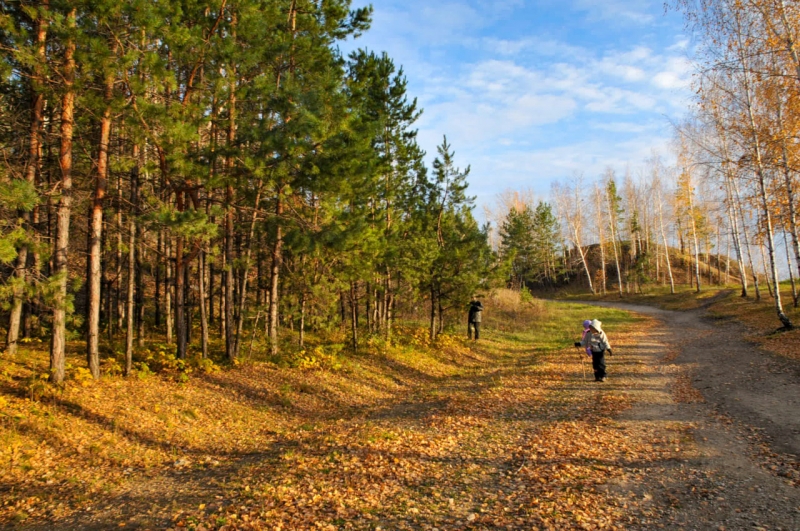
top-left (484, 291), bottom-right (644, 354)
top-left (547, 281), bottom-right (800, 361)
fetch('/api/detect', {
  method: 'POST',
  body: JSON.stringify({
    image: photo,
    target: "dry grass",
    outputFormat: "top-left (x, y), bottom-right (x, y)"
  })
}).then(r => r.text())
top-left (704, 284), bottom-right (800, 361)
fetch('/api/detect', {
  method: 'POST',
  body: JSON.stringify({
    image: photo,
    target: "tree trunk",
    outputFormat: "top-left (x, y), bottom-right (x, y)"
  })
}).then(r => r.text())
top-left (656, 186), bottom-right (675, 294)
top-left (224, 184), bottom-right (235, 359)
top-left (783, 223), bottom-right (798, 307)
top-left (256, 248), bottom-right (264, 307)
top-left (777, 0), bottom-right (800, 85)
top-left (124, 215), bottom-right (135, 374)
top-left (372, 284), bottom-right (379, 334)
top-left (125, 147), bottom-right (139, 374)
top-left (175, 191), bottom-right (187, 359)
top-left (384, 269), bottom-right (393, 343)
top-left (365, 281), bottom-right (372, 334)
top-left (737, 188), bottom-right (760, 301)
top-left (8, 4), bottom-right (47, 355)
top-left (375, 284), bottom-right (383, 332)
top-left (724, 171), bottom-right (748, 296)
top-left (575, 242), bottom-right (594, 295)
top-left (87, 76), bottom-right (113, 377)
top-left (726, 229), bottom-right (731, 285)
top-left (155, 231), bottom-right (162, 327)
top-left (350, 281), bottom-right (358, 353)
top-left (206, 259), bottom-right (213, 325)
top-left (595, 186), bottom-right (607, 294)
top-left (606, 195), bottom-right (623, 296)
top-left (115, 172), bottom-right (124, 331)
top-left (736, 9), bottom-right (789, 326)
top-left (224, 73), bottom-right (236, 360)
top-left (199, 250), bottom-right (209, 358)
top-left (299, 293), bottom-right (306, 348)
top-left (437, 298), bottom-right (444, 335)
top-left (778, 117), bottom-right (800, 296)
top-left (268, 188), bottom-right (284, 356)
top-left (165, 237), bottom-right (174, 343)
top-left (687, 188), bottom-right (701, 293)
top-left (184, 261), bottom-right (192, 346)
top-left (50, 9), bottom-right (76, 385)
top-left (135, 157), bottom-right (145, 347)
top-left (234, 185), bottom-right (262, 359)
top-left (760, 240), bottom-right (774, 299)
top-left (429, 285), bottom-right (437, 342)
top-left (339, 290), bottom-right (346, 328)
top-left (220, 255), bottom-right (226, 338)
top-left (247, 311), bottom-right (261, 359)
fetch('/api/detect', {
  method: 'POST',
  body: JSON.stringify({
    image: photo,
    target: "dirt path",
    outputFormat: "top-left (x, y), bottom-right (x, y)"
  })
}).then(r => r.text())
top-left (583, 300), bottom-right (800, 530)
top-left (9, 303), bottom-right (800, 530)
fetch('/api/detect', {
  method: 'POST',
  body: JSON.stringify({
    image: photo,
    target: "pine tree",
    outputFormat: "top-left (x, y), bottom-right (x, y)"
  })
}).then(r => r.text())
top-left (499, 205), bottom-right (536, 290)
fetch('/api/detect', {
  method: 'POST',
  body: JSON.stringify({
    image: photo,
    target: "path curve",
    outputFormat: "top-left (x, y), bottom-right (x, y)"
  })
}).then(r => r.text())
top-left (577, 299), bottom-right (800, 530)
top-left (580, 300), bottom-right (800, 456)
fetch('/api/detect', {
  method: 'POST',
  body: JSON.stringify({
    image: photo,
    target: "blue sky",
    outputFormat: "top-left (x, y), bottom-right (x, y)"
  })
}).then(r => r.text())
top-left (342, 0), bottom-right (694, 214)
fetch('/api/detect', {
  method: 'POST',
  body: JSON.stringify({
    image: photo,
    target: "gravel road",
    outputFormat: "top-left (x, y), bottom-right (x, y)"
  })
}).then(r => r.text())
top-left (584, 300), bottom-right (800, 530)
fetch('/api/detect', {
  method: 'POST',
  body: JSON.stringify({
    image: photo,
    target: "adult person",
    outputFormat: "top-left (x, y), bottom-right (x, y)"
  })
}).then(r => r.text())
top-left (468, 297), bottom-right (484, 340)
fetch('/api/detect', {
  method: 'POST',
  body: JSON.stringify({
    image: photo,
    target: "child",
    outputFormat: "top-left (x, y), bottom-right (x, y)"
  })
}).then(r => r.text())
top-left (580, 320), bottom-right (593, 358)
top-left (580, 319), bottom-right (613, 382)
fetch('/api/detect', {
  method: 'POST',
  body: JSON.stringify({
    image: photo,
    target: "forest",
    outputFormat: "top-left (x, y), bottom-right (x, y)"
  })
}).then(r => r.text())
top-left (1, 0), bottom-right (799, 385)
top-left (0, 0), bottom-right (496, 383)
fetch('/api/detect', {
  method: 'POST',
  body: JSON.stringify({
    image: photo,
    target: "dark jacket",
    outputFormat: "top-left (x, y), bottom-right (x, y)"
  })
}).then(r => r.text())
top-left (468, 301), bottom-right (484, 323)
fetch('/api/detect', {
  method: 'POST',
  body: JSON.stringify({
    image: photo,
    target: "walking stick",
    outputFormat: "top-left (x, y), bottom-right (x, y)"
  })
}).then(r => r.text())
top-left (574, 342), bottom-right (587, 381)
top-left (581, 353), bottom-right (586, 381)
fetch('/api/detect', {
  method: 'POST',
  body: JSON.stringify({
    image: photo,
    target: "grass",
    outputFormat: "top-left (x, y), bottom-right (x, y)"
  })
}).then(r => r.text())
top-left (546, 281), bottom-right (800, 361)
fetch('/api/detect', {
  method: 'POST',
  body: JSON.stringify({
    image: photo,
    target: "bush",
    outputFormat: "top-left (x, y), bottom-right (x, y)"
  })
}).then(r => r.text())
top-left (67, 364), bottom-right (94, 386)
top-left (292, 345), bottom-right (343, 371)
top-left (188, 356), bottom-right (219, 374)
top-left (101, 357), bottom-right (124, 377)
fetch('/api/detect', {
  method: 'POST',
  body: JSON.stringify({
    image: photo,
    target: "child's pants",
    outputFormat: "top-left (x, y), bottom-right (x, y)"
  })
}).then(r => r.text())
top-left (591, 350), bottom-right (606, 380)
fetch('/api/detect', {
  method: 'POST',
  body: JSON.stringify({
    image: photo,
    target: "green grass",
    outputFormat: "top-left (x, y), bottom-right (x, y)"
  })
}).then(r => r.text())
top-left (483, 296), bottom-right (644, 355)
top-left (547, 283), bottom-right (740, 311)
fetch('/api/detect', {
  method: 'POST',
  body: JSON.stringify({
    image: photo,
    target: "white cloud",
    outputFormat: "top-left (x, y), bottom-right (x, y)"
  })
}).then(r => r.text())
top-left (668, 38), bottom-right (691, 52)
top-left (590, 121), bottom-right (660, 133)
top-left (651, 57), bottom-right (693, 89)
top-left (407, 34), bottom-right (692, 156)
top-left (466, 131), bottom-right (676, 198)
top-left (372, 2), bottom-right (481, 45)
top-left (572, 0), bottom-right (659, 24)
top-left (480, 37), bottom-right (537, 56)
top-left (344, 0), bottom-right (693, 218)
top-left (418, 92), bottom-right (578, 149)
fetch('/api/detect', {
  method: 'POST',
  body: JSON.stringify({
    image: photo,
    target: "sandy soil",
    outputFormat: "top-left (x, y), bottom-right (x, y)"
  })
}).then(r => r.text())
top-left (586, 300), bottom-right (800, 530)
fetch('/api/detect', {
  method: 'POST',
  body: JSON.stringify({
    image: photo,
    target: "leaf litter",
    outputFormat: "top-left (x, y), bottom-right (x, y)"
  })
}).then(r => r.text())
top-left (2, 300), bottom-right (799, 530)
